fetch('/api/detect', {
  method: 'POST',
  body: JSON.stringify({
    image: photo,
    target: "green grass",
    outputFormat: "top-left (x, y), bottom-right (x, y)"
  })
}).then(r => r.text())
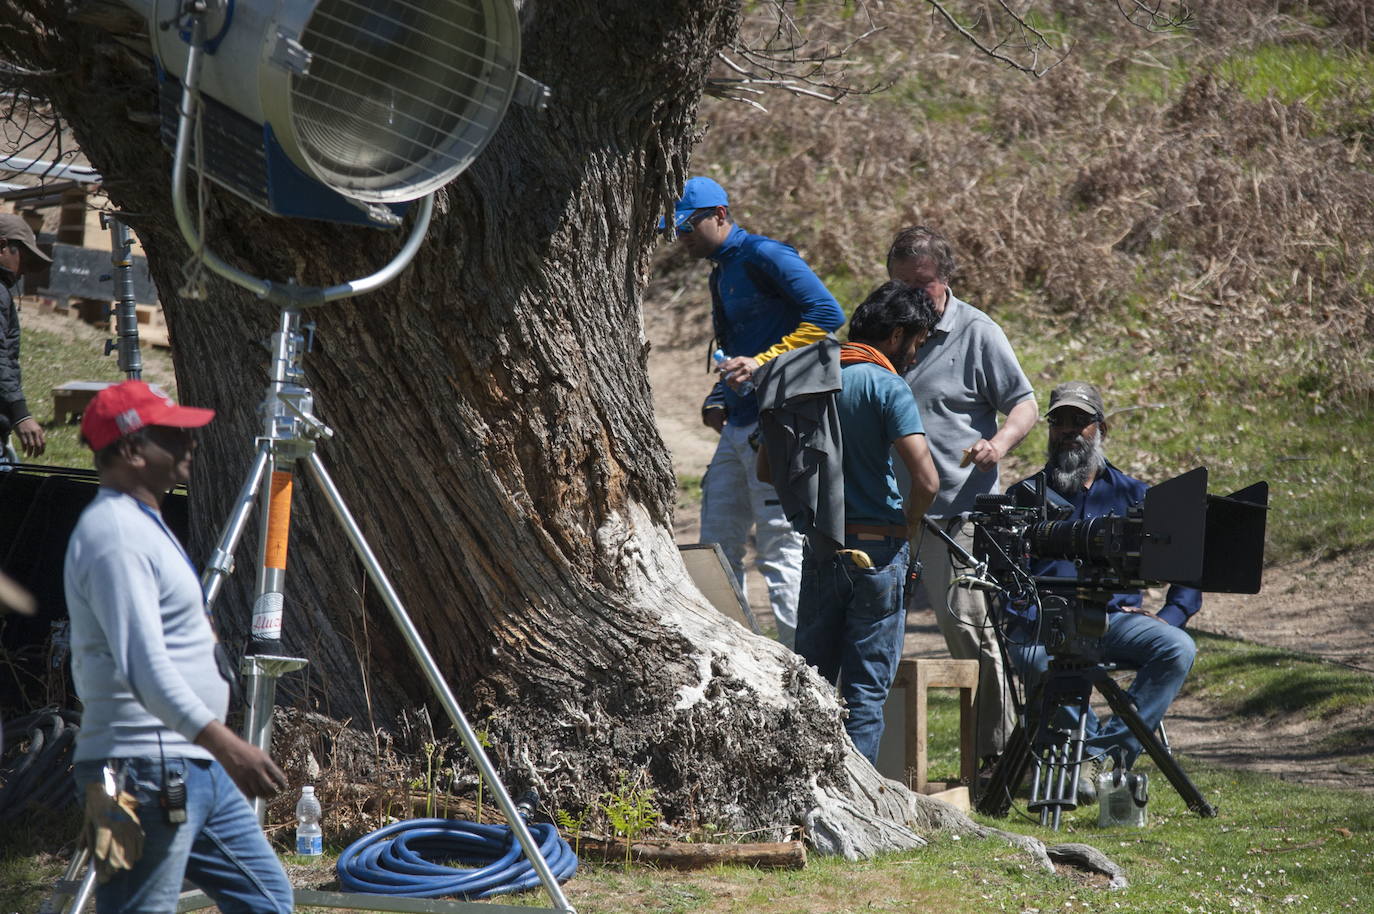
top-left (676, 473), bottom-right (703, 511)
top-left (16, 314), bottom-right (170, 469)
top-left (1217, 43), bottom-right (1374, 139)
top-left (1219, 44), bottom-right (1374, 108)
top-left (1188, 631), bottom-right (1374, 721)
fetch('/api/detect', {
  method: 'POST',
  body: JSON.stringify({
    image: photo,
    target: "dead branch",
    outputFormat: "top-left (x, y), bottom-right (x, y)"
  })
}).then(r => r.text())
top-left (923, 0), bottom-right (1066, 77)
top-left (1116, 0), bottom-right (1196, 33)
top-left (705, 1), bottom-right (890, 108)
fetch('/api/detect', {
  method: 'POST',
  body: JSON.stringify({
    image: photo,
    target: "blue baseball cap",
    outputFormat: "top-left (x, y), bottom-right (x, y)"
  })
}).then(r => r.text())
top-left (661, 177), bottom-right (729, 231)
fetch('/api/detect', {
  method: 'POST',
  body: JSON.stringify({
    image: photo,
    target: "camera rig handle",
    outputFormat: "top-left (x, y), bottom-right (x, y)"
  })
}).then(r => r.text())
top-left (921, 515), bottom-right (1001, 592)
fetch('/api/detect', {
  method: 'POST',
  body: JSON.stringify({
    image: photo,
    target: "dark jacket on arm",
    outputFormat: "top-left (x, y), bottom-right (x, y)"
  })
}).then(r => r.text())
top-left (755, 337), bottom-right (845, 559)
top-left (0, 269), bottom-right (32, 436)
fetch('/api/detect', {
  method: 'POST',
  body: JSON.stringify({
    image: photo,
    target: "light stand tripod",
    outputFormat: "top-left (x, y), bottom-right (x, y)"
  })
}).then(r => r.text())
top-left (46, 307), bottom-right (577, 914)
top-left (197, 307), bottom-right (576, 914)
top-left (46, 26), bottom-right (572, 907)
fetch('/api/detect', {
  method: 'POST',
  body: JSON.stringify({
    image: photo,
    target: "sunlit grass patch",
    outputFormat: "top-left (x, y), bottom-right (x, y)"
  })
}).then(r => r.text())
top-left (1188, 631), bottom-right (1374, 719)
top-left (1219, 43), bottom-right (1374, 108)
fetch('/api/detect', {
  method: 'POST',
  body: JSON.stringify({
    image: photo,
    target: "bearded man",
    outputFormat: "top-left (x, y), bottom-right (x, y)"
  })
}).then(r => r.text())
top-left (1001, 381), bottom-right (1201, 777)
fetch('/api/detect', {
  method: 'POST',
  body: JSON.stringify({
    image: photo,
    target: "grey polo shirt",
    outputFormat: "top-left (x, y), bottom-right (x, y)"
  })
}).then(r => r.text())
top-left (896, 292), bottom-right (1035, 517)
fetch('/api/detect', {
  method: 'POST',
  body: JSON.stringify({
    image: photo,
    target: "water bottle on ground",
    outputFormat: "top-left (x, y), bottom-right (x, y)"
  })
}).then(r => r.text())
top-left (296, 786), bottom-right (323, 856)
top-left (1097, 768), bottom-right (1148, 827)
top-left (712, 348), bottom-right (754, 395)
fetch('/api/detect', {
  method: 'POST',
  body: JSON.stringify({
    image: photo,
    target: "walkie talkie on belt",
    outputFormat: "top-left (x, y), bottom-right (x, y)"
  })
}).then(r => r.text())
top-left (162, 769), bottom-right (187, 824)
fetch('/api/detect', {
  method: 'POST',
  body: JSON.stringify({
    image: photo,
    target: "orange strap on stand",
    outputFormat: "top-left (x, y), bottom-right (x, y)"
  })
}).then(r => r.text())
top-left (264, 470), bottom-right (293, 570)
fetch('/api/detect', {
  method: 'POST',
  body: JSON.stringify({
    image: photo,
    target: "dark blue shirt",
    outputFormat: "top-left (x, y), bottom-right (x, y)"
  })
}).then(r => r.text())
top-left (1004, 460), bottom-right (1203, 629)
top-left (707, 226), bottom-right (844, 425)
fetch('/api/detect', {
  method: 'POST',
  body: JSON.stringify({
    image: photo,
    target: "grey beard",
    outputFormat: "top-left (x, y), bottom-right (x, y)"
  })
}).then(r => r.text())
top-left (1047, 434), bottom-right (1105, 498)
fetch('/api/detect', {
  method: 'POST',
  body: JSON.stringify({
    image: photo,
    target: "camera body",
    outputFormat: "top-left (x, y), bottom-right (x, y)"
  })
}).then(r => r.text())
top-left (969, 489), bottom-right (1118, 662)
top-left (969, 467), bottom-right (1269, 663)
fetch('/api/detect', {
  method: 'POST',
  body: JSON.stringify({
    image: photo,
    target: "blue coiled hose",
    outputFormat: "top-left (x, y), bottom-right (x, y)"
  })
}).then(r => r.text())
top-left (336, 818), bottom-right (578, 899)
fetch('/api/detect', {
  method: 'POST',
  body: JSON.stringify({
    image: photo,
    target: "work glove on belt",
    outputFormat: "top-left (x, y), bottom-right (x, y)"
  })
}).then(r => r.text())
top-left (83, 777), bottom-right (144, 883)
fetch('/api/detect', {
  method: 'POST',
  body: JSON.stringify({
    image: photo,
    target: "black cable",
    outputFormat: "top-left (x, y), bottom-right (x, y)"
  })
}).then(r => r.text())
top-left (0, 706), bottom-right (80, 822)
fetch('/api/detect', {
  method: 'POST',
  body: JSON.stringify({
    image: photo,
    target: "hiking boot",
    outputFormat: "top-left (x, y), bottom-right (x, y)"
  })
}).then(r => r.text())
top-left (1076, 757), bottom-right (1105, 805)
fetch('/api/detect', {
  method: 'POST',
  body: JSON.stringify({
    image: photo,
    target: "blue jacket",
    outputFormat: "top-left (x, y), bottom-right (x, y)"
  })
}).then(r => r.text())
top-left (703, 226), bottom-right (844, 426)
top-left (1004, 461), bottom-right (1203, 628)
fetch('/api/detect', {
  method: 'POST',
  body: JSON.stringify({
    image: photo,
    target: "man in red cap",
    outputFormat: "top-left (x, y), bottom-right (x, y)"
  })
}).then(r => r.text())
top-left (64, 381), bottom-right (294, 913)
top-left (0, 213), bottom-right (50, 460)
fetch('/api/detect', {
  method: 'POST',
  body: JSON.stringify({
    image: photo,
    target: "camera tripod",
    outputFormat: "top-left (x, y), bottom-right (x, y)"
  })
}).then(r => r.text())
top-left (45, 307), bottom-right (575, 914)
top-left (976, 656), bottom-right (1216, 829)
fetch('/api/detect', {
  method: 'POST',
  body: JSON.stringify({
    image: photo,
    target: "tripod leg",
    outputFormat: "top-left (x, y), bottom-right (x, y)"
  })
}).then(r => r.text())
top-left (976, 720), bottom-right (1031, 817)
top-left (977, 667), bottom-right (1045, 817)
top-left (1096, 675), bottom-right (1215, 817)
top-left (39, 846), bottom-right (95, 914)
top-left (303, 452), bottom-right (574, 914)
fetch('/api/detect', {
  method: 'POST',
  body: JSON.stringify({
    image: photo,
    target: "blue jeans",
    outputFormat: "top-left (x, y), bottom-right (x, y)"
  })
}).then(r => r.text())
top-left (796, 536), bottom-right (910, 764)
top-left (74, 757), bottom-right (293, 914)
top-left (1008, 611), bottom-right (1197, 767)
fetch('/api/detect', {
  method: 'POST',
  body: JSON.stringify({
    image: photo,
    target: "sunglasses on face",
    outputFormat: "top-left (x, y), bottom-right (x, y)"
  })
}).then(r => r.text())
top-left (144, 425), bottom-right (195, 455)
top-left (1047, 410), bottom-right (1098, 429)
top-left (675, 209), bottom-right (717, 236)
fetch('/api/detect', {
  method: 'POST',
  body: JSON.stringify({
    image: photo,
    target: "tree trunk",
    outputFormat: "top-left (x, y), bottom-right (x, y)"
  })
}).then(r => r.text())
top-left (1, 0), bottom-right (996, 856)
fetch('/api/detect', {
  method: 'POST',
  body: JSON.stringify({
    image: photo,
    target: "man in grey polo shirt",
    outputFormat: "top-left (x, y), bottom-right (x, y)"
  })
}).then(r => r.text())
top-left (887, 225), bottom-right (1038, 768)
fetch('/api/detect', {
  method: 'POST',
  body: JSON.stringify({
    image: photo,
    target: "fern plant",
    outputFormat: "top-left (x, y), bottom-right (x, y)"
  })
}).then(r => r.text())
top-left (599, 773), bottom-right (661, 868)
top-left (554, 807), bottom-right (588, 858)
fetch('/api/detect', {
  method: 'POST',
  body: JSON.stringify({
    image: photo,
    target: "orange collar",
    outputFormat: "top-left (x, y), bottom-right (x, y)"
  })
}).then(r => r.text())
top-left (839, 342), bottom-right (896, 374)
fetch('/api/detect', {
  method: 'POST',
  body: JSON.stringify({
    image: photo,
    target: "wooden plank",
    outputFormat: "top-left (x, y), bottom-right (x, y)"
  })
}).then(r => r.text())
top-left (579, 837), bottom-right (805, 870)
top-left (679, 543), bottom-right (761, 634)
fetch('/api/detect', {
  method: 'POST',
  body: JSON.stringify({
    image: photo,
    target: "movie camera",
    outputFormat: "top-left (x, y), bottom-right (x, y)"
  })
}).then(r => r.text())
top-left (965, 466), bottom-right (1269, 827)
top-left (968, 466), bottom-right (1269, 661)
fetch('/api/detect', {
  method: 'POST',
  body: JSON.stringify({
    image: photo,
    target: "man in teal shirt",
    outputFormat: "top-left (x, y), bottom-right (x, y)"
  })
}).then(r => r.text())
top-left (793, 281), bottom-right (940, 763)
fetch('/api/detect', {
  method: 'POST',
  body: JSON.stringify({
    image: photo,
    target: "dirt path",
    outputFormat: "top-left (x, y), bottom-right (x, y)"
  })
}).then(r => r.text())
top-left (646, 319), bottom-right (1374, 794)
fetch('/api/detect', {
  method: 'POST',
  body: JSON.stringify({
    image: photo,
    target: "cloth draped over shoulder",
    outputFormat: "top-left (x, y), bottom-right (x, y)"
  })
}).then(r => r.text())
top-left (837, 342), bottom-right (896, 374)
top-left (755, 336), bottom-right (845, 560)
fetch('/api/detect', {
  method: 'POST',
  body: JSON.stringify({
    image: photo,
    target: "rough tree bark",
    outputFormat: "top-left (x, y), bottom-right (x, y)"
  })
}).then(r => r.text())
top-left (1, 0), bottom-right (1050, 858)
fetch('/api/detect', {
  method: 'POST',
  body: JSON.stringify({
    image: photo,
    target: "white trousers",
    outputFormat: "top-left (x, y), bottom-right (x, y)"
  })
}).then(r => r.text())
top-left (699, 421), bottom-right (804, 647)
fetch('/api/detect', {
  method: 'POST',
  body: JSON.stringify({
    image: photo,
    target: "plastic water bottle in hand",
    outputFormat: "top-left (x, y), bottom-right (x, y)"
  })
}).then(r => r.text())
top-left (295, 786), bottom-right (323, 856)
top-left (712, 348), bottom-right (754, 395)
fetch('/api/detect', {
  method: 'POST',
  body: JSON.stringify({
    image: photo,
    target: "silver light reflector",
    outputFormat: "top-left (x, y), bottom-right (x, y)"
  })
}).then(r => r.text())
top-left (287, 0), bottom-right (519, 201)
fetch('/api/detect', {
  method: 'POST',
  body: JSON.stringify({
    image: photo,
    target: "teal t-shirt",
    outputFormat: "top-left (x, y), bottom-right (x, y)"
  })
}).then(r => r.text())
top-left (837, 362), bottom-right (925, 526)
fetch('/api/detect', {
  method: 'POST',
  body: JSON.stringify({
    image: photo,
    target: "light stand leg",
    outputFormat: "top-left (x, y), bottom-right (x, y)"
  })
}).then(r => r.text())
top-left (38, 846), bottom-right (95, 914)
top-left (201, 443), bottom-right (272, 613)
top-left (302, 452), bottom-right (575, 914)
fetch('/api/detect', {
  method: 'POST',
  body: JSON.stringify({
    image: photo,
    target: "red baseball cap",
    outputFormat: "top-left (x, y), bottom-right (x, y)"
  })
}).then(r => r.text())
top-left (81, 381), bottom-right (215, 451)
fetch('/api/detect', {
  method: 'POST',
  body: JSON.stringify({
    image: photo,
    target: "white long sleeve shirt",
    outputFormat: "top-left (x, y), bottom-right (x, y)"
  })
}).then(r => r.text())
top-left (65, 488), bottom-right (226, 761)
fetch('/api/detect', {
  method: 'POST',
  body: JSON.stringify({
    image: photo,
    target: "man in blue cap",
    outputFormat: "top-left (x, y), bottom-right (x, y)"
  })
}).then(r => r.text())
top-left (669, 176), bottom-right (845, 647)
